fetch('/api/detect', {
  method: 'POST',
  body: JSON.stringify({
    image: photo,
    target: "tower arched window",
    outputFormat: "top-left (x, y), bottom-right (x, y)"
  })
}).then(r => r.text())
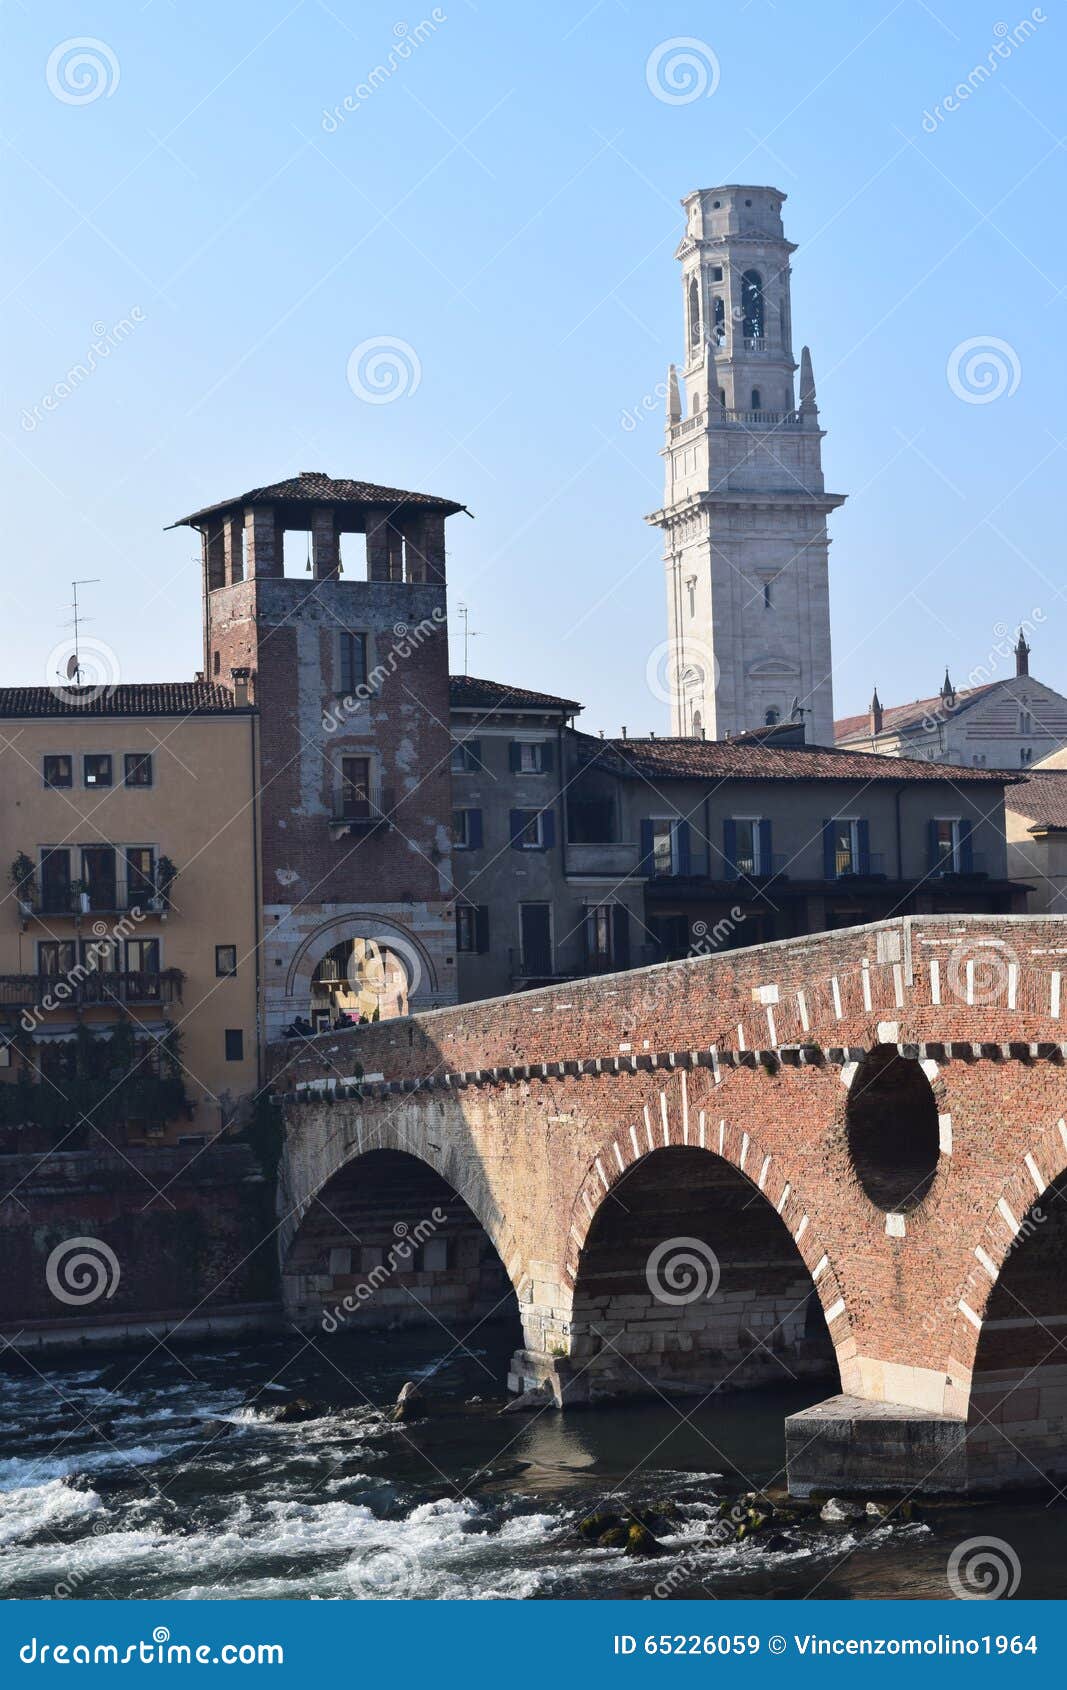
top-left (751, 388), bottom-right (762, 411)
top-left (764, 707), bottom-right (780, 726)
top-left (688, 275), bottom-right (701, 348)
top-left (718, 388), bottom-right (726, 407)
top-left (713, 295), bottom-right (725, 345)
top-left (741, 270), bottom-right (764, 341)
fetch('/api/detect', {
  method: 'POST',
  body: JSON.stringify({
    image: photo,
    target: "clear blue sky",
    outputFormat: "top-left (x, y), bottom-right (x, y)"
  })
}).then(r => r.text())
top-left (2, 0), bottom-right (1063, 736)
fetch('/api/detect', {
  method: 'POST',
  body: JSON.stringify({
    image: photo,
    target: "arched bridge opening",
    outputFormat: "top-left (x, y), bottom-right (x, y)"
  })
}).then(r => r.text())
top-left (570, 1147), bottom-right (838, 1401)
top-left (283, 1149), bottom-right (521, 1358)
top-left (967, 1169), bottom-right (1067, 1491)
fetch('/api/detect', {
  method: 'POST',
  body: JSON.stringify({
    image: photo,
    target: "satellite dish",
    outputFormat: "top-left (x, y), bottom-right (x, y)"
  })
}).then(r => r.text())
top-left (65, 655), bottom-right (80, 680)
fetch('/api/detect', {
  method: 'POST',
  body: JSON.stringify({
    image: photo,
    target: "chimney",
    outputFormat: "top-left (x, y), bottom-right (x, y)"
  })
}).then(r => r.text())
top-left (1015, 627), bottom-right (1031, 677)
top-left (869, 687), bottom-right (883, 736)
top-left (621, 726), bottom-right (627, 740)
top-left (230, 666), bottom-right (251, 708)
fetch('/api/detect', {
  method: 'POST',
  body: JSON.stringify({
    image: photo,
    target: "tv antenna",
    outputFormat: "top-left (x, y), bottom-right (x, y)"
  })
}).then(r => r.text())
top-left (61, 579), bottom-right (100, 683)
top-left (456, 603), bottom-right (481, 676)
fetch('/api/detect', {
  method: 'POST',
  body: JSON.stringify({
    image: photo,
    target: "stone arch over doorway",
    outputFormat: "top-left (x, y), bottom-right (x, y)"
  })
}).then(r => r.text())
top-left (282, 911), bottom-right (439, 1029)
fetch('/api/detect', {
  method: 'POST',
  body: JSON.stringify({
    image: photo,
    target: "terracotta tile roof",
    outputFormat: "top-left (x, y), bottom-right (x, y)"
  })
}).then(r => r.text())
top-left (1005, 770), bottom-right (1067, 828)
top-left (171, 471), bottom-right (465, 527)
top-left (578, 734), bottom-right (1012, 784)
top-left (835, 682), bottom-right (998, 742)
top-left (0, 682), bottom-right (241, 718)
top-left (450, 675), bottom-right (582, 714)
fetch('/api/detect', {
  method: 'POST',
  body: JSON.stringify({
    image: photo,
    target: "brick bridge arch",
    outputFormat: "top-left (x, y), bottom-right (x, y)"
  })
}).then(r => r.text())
top-left (271, 915), bottom-right (1067, 1494)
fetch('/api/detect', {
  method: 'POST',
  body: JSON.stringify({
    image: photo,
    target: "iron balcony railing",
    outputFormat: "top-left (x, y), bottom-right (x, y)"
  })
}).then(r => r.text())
top-left (0, 969), bottom-right (183, 1009)
top-left (832, 851), bottom-right (886, 879)
top-left (330, 784), bottom-right (395, 830)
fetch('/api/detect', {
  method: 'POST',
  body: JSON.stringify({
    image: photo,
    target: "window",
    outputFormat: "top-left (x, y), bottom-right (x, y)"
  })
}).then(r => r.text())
top-left (340, 756), bottom-right (371, 819)
top-left (339, 632), bottom-right (369, 695)
top-left (732, 819), bottom-right (764, 876)
top-left (450, 738), bottom-right (482, 773)
top-left (763, 580), bottom-right (773, 609)
top-left (509, 740), bottom-right (553, 774)
top-left (38, 940), bottom-right (77, 976)
top-left (641, 817), bottom-right (691, 877)
top-left (455, 905), bottom-right (489, 953)
top-left (126, 937), bottom-right (160, 973)
top-left (213, 650), bottom-right (221, 676)
top-left (751, 387), bottom-right (762, 411)
top-left (125, 847), bottom-right (155, 909)
top-left (124, 753), bottom-right (153, 788)
top-left (83, 754), bottom-right (112, 788)
top-left (764, 706), bottom-right (780, 725)
top-left (452, 808), bottom-right (483, 850)
top-left (82, 846), bottom-right (117, 910)
top-left (509, 808), bottom-right (555, 851)
top-left (1020, 747), bottom-right (1033, 767)
top-left (712, 265), bottom-right (723, 281)
top-left (741, 270), bottom-right (764, 339)
top-left (216, 944), bottom-right (238, 977)
top-left (43, 755), bottom-right (72, 789)
top-left (224, 1029), bottom-right (244, 1062)
top-left (1019, 709), bottom-right (1032, 735)
top-left (584, 903), bottom-right (630, 972)
top-left (688, 274), bottom-right (701, 346)
top-left (824, 818), bottom-right (871, 878)
top-left (713, 295), bottom-right (726, 344)
top-left (932, 818), bottom-right (961, 871)
top-left (40, 848), bottom-right (71, 913)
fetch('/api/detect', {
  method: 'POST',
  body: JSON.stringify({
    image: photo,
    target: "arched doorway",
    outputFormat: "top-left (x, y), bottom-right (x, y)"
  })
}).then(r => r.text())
top-left (310, 936), bottom-right (410, 1029)
top-left (284, 1149), bottom-right (521, 1350)
top-left (967, 1170), bottom-right (1067, 1490)
top-left (570, 1147), bottom-right (837, 1400)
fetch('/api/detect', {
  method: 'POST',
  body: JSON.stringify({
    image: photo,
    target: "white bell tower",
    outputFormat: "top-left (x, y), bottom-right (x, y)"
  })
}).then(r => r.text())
top-left (647, 185), bottom-right (845, 745)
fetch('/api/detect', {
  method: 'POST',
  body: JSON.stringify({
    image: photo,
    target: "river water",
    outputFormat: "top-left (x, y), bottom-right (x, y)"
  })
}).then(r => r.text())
top-left (1, 1325), bottom-right (1062, 1601)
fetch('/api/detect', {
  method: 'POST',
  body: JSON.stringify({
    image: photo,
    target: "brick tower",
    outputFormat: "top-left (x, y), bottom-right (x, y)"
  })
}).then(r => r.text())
top-left (173, 472), bottom-right (464, 1036)
top-left (647, 186), bottom-right (845, 745)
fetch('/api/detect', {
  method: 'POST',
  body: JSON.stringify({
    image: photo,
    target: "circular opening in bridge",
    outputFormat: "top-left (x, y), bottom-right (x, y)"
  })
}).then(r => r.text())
top-left (845, 1045), bottom-right (939, 1213)
top-left (570, 1146), bottom-right (838, 1401)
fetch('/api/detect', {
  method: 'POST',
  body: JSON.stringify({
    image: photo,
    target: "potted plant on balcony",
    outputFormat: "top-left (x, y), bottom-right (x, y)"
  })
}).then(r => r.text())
top-left (69, 877), bottom-right (90, 916)
top-left (9, 852), bottom-right (36, 920)
top-left (153, 856), bottom-right (178, 918)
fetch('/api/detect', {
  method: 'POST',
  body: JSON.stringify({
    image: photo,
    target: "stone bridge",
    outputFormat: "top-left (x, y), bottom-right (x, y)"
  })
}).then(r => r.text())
top-left (268, 915), bottom-right (1067, 1496)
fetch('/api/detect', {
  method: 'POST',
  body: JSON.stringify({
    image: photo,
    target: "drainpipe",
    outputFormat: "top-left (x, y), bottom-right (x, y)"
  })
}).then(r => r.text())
top-left (250, 708), bottom-right (263, 1094)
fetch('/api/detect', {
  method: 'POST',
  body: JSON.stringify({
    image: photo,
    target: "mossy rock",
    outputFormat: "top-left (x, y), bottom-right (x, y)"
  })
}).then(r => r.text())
top-left (624, 1521), bottom-right (667, 1558)
top-left (578, 1511), bottom-right (622, 1542)
top-left (598, 1526), bottom-right (629, 1549)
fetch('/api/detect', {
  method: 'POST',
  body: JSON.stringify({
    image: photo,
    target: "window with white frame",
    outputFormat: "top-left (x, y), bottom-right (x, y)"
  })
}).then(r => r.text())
top-left (933, 817), bottom-right (961, 871)
top-left (732, 818), bottom-right (763, 876)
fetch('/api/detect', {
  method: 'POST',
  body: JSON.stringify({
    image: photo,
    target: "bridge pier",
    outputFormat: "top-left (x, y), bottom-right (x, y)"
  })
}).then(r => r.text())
top-left (785, 1396), bottom-right (970, 1496)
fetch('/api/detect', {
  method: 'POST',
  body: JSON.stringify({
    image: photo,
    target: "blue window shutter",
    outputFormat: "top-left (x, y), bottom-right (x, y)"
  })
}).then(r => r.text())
top-left (509, 809), bottom-right (525, 849)
top-left (822, 820), bottom-right (836, 880)
top-left (541, 808), bottom-right (556, 849)
top-left (468, 809), bottom-right (483, 849)
top-left (639, 819), bottom-right (655, 876)
top-left (612, 904), bottom-right (630, 968)
top-left (468, 738), bottom-right (482, 770)
top-left (541, 741), bottom-right (555, 772)
top-left (927, 818), bottom-right (941, 873)
top-left (959, 817), bottom-right (974, 871)
top-left (758, 818), bottom-right (772, 874)
top-left (475, 906), bottom-right (490, 953)
top-left (856, 818), bottom-right (870, 875)
top-left (723, 818), bottom-right (738, 879)
top-left (675, 819), bottom-right (691, 875)
top-left (508, 741), bottom-right (521, 772)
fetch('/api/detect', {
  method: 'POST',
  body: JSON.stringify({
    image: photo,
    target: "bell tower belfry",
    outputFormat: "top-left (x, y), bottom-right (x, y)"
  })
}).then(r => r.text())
top-left (647, 185), bottom-right (845, 744)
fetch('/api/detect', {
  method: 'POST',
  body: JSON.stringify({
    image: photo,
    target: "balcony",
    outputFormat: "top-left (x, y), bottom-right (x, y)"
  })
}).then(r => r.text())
top-left (722, 407), bottom-right (802, 429)
top-left (20, 888), bottom-right (169, 920)
top-left (832, 851), bottom-right (886, 881)
top-left (929, 852), bottom-right (988, 880)
top-left (567, 842), bottom-right (639, 877)
top-left (0, 969), bottom-right (184, 1010)
top-left (329, 785), bottom-right (395, 835)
